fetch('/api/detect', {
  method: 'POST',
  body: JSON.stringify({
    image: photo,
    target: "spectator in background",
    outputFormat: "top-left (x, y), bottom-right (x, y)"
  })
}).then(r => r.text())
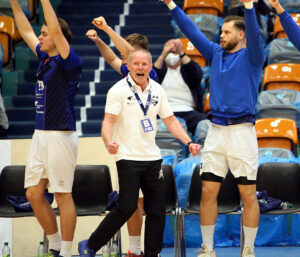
top-left (154, 39), bottom-right (207, 135)
top-left (268, 0), bottom-right (300, 51)
top-left (0, 93), bottom-right (9, 137)
top-left (0, 43), bottom-right (9, 137)
top-left (86, 17), bottom-right (156, 257)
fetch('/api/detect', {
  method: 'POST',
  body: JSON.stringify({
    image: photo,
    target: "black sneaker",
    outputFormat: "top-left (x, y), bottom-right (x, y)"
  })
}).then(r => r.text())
top-left (45, 249), bottom-right (60, 257)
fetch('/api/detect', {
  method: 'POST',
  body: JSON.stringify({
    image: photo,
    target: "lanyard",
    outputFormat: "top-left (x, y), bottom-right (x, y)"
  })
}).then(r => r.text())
top-left (127, 78), bottom-right (152, 116)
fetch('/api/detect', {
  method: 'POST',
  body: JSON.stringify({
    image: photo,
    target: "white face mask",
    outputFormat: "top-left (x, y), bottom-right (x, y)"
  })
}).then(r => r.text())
top-left (165, 53), bottom-right (180, 66)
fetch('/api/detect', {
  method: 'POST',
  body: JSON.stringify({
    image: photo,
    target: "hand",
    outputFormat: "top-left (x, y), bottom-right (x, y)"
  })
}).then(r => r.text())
top-left (189, 143), bottom-right (201, 156)
top-left (92, 16), bottom-right (109, 32)
top-left (106, 141), bottom-right (119, 155)
top-left (174, 39), bottom-right (183, 55)
top-left (86, 29), bottom-right (98, 42)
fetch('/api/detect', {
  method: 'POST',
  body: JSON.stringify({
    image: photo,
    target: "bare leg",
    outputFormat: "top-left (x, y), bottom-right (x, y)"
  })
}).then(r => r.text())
top-left (127, 198), bottom-right (143, 236)
top-left (26, 179), bottom-right (58, 235)
top-left (200, 181), bottom-right (221, 225)
top-left (55, 192), bottom-right (77, 241)
top-left (238, 184), bottom-right (259, 227)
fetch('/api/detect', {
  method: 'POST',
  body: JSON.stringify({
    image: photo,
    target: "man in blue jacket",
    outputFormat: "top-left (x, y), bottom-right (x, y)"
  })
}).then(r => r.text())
top-left (161, 0), bottom-right (265, 256)
top-left (268, 0), bottom-right (300, 51)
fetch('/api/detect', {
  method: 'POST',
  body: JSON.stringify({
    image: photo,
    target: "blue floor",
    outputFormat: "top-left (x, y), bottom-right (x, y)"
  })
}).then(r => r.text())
top-left (161, 247), bottom-right (300, 257)
top-left (75, 246), bottom-right (300, 257)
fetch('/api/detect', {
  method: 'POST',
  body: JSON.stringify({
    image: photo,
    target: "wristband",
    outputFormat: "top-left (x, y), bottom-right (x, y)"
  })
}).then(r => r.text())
top-left (180, 53), bottom-right (186, 58)
top-left (187, 141), bottom-right (193, 147)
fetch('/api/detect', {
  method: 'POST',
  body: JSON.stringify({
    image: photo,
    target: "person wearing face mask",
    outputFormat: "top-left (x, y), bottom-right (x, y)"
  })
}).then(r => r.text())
top-left (154, 39), bottom-right (206, 135)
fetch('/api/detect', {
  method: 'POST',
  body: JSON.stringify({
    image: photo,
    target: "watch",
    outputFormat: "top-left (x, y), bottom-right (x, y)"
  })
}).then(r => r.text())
top-left (187, 141), bottom-right (193, 147)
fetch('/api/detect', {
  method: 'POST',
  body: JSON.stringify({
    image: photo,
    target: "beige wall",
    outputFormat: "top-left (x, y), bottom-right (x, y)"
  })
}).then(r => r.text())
top-left (9, 137), bottom-right (143, 257)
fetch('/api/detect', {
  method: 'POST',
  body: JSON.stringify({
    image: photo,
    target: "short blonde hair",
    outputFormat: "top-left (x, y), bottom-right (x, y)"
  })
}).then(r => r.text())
top-left (127, 48), bottom-right (152, 64)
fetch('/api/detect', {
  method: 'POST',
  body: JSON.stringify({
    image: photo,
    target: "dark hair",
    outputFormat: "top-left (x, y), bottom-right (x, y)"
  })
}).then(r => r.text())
top-left (224, 15), bottom-right (245, 32)
top-left (43, 17), bottom-right (72, 43)
top-left (125, 33), bottom-right (149, 50)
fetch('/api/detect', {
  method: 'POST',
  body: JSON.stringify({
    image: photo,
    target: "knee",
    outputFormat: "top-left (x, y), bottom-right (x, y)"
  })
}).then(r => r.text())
top-left (54, 192), bottom-right (73, 206)
top-left (26, 188), bottom-right (43, 203)
top-left (240, 191), bottom-right (257, 207)
top-left (201, 184), bottom-right (218, 203)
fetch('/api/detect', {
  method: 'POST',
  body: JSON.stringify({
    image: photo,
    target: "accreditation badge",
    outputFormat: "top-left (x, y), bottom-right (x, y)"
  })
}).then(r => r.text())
top-left (141, 118), bottom-right (154, 132)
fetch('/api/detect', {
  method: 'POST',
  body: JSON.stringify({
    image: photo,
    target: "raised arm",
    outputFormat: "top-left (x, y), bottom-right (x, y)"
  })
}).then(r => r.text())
top-left (269, 0), bottom-right (300, 51)
top-left (10, 0), bottom-right (39, 55)
top-left (154, 40), bottom-right (176, 69)
top-left (242, 0), bottom-right (265, 67)
top-left (161, 0), bottom-right (216, 62)
top-left (93, 16), bottom-right (134, 60)
top-left (86, 29), bottom-right (122, 74)
top-left (40, 0), bottom-right (70, 59)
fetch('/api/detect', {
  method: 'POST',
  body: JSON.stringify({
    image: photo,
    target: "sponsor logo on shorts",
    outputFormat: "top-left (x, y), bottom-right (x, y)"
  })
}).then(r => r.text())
top-left (58, 180), bottom-right (64, 186)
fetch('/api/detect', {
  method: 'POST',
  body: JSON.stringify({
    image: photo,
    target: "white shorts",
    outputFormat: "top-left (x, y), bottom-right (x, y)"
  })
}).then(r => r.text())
top-left (25, 130), bottom-right (78, 192)
top-left (200, 123), bottom-right (258, 181)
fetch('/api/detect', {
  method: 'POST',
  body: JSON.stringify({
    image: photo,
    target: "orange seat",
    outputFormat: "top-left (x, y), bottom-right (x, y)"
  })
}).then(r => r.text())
top-left (28, 0), bottom-right (37, 20)
top-left (203, 92), bottom-right (210, 113)
top-left (0, 16), bottom-right (20, 66)
top-left (183, 0), bottom-right (224, 16)
top-left (180, 38), bottom-right (206, 67)
top-left (255, 118), bottom-right (298, 155)
top-left (262, 63), bottom-right (300, 91)
top-left (273, 14), bottom-right (300, 38)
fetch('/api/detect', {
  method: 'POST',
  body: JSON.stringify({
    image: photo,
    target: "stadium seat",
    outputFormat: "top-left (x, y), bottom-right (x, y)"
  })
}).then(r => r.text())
top-left (265, 38), bottom-right (300, 64)
top-left (174, 14), bottom-right (223, 43)
top-left (203, 92), bottom-right (210, 113)
top-left (183, 0), bottom-right (224, 16)
top-left (280, 0), bottom-right (300, 13)
top-left (156, 117), bottom-right (189, 161)
top-left (256, 89), bottom-right (300, 127)
top-left (179, 38), bottom-right (207, 67)
top-left (0, 165), bottom-right (34, 217)
top-left (0, 16), bottom-right (20, 66)
top-left (255, 118), bottom-right (298, 155)
top-left (256, 162), bottom-right (300, 214)
top-left (193, 118), bottom-right (211, 146)
top-left (262, 63), bottom-right (300, 91)
top-left (273, 13), bottom-right (300, 38)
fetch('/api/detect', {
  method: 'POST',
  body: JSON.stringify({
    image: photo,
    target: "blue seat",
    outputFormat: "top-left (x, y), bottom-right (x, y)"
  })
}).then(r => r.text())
top-left (256, 89), bottom-right (300, 127)
top-left (265, 38), bottom-right (300, 65)
top-left (156, 117), bottom-right (188, 162)
top-left (172, 14), bottom-right (223, 43)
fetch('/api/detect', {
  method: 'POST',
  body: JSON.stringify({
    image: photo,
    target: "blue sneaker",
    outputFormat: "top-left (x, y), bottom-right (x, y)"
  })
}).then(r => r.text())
top-left (78, 239), bottom-right (96, 257)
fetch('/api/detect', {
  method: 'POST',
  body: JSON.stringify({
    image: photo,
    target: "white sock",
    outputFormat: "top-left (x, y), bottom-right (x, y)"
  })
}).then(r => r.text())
top-left (243, 226), bottom-right (258, 248)
top-left (201, 225), bottom-right (215, 251)
top-left (47, 232), bottom-right (61, 251)
top-left (129, 236), bottom-right (142, 255)
top-left (60, 241), bottom-right (73, 257)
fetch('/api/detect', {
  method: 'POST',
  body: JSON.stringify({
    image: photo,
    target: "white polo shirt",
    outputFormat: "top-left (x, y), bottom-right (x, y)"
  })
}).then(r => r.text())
top-left (105, 73), bottom-right (173, 161)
